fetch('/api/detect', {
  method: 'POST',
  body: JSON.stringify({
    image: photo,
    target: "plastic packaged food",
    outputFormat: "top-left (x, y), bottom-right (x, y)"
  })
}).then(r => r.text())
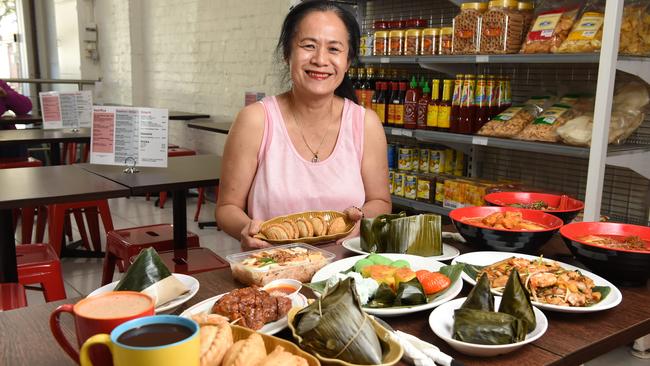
top-left (439, 27), bottom-right (454, 54)
top-left (389, 29), bottom-right (405, 56)
top-left (227, 243), bottom-right (335, 286)
top-left (520, 0), bottom-right (584, 54)
top-left (619, 0), bottom-right (650, 56)
top-left (373, 30), bottom-right (389, 56)
top-left (477, 105), bottom-right (539, 137)
top-left (480, 0), bottom-right (526, 54)
top-left (421, 28), bottom-right (440, 55)
top-left (452, 2), bottom-right (488, 54)
top-left (518, 2), bottom-right (536, 33)
top-left (516, 104), bottom-right (580, 142)
top-left (405, 28), bottom-right (421, 55)
top-left (556, 0), bottom-right (605, 53)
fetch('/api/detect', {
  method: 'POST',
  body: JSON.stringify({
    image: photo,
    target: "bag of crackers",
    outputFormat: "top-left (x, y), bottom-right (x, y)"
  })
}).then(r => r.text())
top-left (619, 0), bottom-right (650, 56)
top-left (516, 103), bottom-right (581, 142)
top-left (520, 0), bottom-right (585, 53)
top-left (477, 102), bottom-right (542, 138)
top-left (556, 0), bottom-right (605, 53)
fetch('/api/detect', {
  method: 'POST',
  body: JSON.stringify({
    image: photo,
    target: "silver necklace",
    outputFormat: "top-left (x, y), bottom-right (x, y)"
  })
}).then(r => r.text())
top-left (289, 97), bottom-right (334, 163)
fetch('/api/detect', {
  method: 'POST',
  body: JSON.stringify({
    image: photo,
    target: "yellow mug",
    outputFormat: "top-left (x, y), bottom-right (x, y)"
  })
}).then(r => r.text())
top-left (80, 315), bottom-right (199, 366)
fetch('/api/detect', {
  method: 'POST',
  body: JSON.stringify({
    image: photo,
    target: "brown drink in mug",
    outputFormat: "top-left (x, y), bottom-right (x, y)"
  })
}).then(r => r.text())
top-left (50, 291), bottom-right (154, 366)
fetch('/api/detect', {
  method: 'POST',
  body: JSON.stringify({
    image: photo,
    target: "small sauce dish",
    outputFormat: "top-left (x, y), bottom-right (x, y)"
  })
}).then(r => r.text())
top-left (262, 279), bottom-right (302, 299)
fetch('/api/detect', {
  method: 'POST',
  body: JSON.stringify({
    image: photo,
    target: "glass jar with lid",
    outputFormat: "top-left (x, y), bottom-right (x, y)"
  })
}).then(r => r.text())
top-left (439, 27), bottom-right (454, 55)
top-left (480, 0), bottom-right (525, 54)
top-left (421, 28), bottom-right (440, 55)
top-left (405, 28), bottom-right (422, 55)
top-left (389, 29), bottom-right (405, 56)
top-left (374, 30), bottom-right (389, 56)
top-left (452, 2), bottom-right (488, 54)
top-left (518, 2), bottom-right (535, 34)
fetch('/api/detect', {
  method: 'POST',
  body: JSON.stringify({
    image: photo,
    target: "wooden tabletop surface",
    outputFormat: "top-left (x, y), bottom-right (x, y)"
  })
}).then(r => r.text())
top-left (76, 154), bottom-right (221, 195)
top-left (1, 236), bottom-right (648, 366)
top-left (0, 128), bottom-right (90, 145)
top-left (187, 120), bottom-right (232, 134)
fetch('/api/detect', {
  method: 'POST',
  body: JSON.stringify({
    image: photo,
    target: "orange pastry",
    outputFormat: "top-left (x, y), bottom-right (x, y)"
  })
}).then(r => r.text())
top-left (295, 218), bottom-right (314, 238)
top-left (262, 224), bottom-right (289, 240)
top-left (327, 216), bottom-right (347, 235)
top-left (280, 221), bottom-right (297, 239)
top-left (310, 217), bottom-right (326, 236)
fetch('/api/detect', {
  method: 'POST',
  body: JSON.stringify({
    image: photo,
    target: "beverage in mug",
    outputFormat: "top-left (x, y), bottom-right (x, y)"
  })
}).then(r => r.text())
top-left (50, 291), bottom-right (155, 366)
top-left (80, 315), bottom-right (200, 366)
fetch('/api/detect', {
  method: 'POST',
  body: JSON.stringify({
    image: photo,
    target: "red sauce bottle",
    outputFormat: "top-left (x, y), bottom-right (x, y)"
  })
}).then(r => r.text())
top-left (404, 76), bottom-right (421, 129)
top-left (416, 81), bottom-right (431, 129)
top-left (474, 75), bottom-right (489, 132)
top-left (458, 74), bottom-right (476, 134)
top-left (393, 81), bottom-right (407, 127)
top-left (374, 82), bottom-right (388, 125)
top-left (486, 75), bottom-right (498, 119)
top-left (387, 81), bottom-right (399, 126)
top-left (449, 74), bottom-right (463, 133)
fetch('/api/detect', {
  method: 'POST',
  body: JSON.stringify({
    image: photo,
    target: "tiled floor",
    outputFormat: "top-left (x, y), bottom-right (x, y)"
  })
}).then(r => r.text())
top-left (16, 196), bottom-right (649, 365)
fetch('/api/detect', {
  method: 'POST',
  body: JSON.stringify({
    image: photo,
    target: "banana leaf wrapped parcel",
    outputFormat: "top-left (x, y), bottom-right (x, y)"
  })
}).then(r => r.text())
top-left (292, 277), bottom-right (385, 364)
top-left (360, 213), bottom-right (442, 256)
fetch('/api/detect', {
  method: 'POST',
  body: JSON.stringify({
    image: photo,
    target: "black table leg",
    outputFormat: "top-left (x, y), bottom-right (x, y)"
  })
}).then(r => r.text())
top-left (172, 189), bottom-right (188, 263)
top-left (0, 209), bottom-right (19, 282)
top-left (51, 142), bottom-right (61, 165)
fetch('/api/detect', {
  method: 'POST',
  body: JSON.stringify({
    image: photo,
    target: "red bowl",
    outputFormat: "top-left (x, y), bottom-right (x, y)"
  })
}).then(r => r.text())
top-left (560, 222), bottom-right (650, 285)
top-left (484, 192), bottom-right (584, 224)
top-left (449, 206), bottom-right (564, 254)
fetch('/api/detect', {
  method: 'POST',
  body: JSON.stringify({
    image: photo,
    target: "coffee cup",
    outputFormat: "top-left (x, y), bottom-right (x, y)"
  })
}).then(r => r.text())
top-left (50, 291), bottom-right (155, 365)
top-left (79, 315), bottom-right (199, 366)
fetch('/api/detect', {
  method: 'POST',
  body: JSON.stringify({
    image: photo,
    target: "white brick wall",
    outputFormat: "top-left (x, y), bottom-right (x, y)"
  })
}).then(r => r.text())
top-left (96, 0), bottom-right (293, 155)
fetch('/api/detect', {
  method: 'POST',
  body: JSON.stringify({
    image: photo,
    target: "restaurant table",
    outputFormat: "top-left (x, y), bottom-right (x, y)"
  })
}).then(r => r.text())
top-left (2, 232), bottom-right (649, 366)
top-left (187, 120), bottom-right (232, 134)
top-left (0, 128), bottom-right (90, 165)
top-left (76, 154), bottom-right (220, 255)
top-left (0, 165), bottom-right (129, 283)
top-left (0, 113), bottom-right (43, 125)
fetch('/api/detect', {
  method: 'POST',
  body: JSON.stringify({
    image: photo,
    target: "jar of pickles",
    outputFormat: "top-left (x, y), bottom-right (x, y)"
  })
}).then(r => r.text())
top-left (421, 27), bottom-right (440, 55)
top-left (452, 2), bottom-right (488, 54)
top-left (404, 28), bottom-right (421, 55)
top-left (439, 27), bottom-right (454, 55)
top-left (389, 29), bottom-right (405, 56)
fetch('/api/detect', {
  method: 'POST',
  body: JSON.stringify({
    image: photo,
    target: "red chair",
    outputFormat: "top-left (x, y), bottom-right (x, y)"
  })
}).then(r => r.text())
top-left (48, 200), bottom-right (114, 255)
top-left (101, 224), bottom-right (201, 285)
top-left (0, 283), bottom-right (28, 311)
top-left (157, 148), bottom-right (197, 208)
top-left (150, 248), bottom-right (229, 275)
top-left (16, 244), bottom-right (67, 302)
top-left (0, 157), bottom-right (47, 244)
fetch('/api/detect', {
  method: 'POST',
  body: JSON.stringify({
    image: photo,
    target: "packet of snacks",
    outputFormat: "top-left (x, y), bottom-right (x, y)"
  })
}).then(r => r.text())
top-left (520, 0), bottom-right (585, 53)
top-left (516, 103), bottom-right (581, 142)
top-left (619, 0), bottom-right (650, 56)
top-left (556, 0), bottom-right (605, 53)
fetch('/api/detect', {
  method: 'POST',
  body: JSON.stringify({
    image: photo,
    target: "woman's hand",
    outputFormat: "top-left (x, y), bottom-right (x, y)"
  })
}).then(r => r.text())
top-left (240, 220), bottom-right (272, 251)
top-left (336, 206), bottom-right (364, 244)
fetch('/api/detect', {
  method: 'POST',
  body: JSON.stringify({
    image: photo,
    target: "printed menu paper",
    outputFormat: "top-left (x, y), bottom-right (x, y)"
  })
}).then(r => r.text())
top-left (39, 91), bottom-right (93, 129)
top-left (90, 106), bottom-right (168, 168)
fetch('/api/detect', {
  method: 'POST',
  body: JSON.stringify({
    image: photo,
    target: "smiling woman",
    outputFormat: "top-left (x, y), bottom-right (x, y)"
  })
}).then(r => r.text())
top-left (216, 0), bottom-right (391, 251)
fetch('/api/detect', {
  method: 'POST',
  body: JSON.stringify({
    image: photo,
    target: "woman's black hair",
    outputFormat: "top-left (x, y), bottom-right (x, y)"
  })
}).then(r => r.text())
top-left (276, 0), bottom-right (360, 104)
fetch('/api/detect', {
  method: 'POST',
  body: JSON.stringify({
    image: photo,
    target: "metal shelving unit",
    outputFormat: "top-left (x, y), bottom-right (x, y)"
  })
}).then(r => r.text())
top-left (391, 196), bottom-right (451, 215)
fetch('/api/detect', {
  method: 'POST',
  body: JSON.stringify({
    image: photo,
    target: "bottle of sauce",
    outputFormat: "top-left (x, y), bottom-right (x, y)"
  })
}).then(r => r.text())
top-left (416, 81), bottom-right (431, 129)
top-left (387, 81), bottom-right (399, 126)
top-left (426, 79), bottom-right (440, 130)
top-left (496, 78), bottom-right (507, 114)
top-left (393, 81), bottom-right (407, 127)
top-left (437, 79), bottom-right (453, 132)
top-left (458, 74), bottom-right (476, 134)
top-left (404, 76), bottom-right (420, 129)
top-left (474, 74), bottom-right (489, 132)
top-left (355, 68), bottom-right (366, 105)
top-left (504, 76), bottom-right (512, 110)
top-left (486, 75), bottom-right (498, 119)
top-left (363, 67), bottom-right (376, 109)
top-left (374, 82), bottom-right (388, 125)
top-left (449, 74), bottom-right (463, 133)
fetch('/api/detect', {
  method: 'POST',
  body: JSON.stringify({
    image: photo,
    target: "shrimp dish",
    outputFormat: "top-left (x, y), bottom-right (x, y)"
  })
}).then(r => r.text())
top-left (478, 257), bottom-right (602, 307)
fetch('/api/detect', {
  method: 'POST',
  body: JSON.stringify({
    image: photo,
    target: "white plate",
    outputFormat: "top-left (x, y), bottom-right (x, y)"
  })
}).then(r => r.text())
top-left (310, 253), bottom-right (463, 317)
top-left (429, 296), bottom-right (548, 357)
top-left (341, 237), bottom-right (461, 261)
top-left (451, 251), bottom-right (623, 313)
top-left (180, 292), bottom-right (308, 335)
top-left (87, 273), bottom-right (199, 314)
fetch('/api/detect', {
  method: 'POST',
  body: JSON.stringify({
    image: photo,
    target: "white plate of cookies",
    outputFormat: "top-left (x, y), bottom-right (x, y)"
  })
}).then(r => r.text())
top-left (254, 210), bottom-right (354, 245)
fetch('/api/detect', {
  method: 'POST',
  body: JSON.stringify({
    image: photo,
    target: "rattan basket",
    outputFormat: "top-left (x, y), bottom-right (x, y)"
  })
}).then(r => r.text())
top-left (254, 210), bottom-right (355, 244)
top-left (230, 324), bottom-right (320, 366)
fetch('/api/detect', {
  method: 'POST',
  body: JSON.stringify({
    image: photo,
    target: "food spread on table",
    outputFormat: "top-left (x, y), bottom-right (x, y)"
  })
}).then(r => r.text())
top-left (211, 286), bottom-right (292, 330)
top-left (474, 257), bottom-right (603, 307)
top-left (462, 211), bottom-right (547, 230)
top-left (579, 234), bottom-right (650, 252)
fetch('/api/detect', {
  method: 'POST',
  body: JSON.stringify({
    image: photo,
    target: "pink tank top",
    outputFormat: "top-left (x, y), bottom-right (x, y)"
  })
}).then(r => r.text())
top-left (247, 96), bottom-right (366, 220)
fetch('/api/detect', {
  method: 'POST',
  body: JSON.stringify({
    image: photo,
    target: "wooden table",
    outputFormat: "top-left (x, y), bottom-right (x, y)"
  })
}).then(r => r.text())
top-left (0, 128), bottom-right (90, 165)
top-left (76, 154), bottom-right (221, 250)
top-left (0, 165), bottom-right (129, 282)
top-left (187, 120), bottom-right (232, 134)
top-left (1, 236), bottom-right (648, 365)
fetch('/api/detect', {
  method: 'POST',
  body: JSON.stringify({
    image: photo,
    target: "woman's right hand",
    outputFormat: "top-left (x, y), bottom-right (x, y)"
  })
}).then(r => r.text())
top-left (240, 220), bottom-right (272, 251)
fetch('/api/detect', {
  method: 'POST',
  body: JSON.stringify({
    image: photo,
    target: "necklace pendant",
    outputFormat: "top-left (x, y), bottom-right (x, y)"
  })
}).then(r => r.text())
top-left (311, 155), bottom-right (319, 163)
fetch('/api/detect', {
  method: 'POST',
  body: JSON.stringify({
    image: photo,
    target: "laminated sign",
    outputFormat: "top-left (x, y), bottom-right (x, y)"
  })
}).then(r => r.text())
top-left (39, 91), bottom-right (93, 129)
top-left (90, 106), bottom-right (168, 168)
